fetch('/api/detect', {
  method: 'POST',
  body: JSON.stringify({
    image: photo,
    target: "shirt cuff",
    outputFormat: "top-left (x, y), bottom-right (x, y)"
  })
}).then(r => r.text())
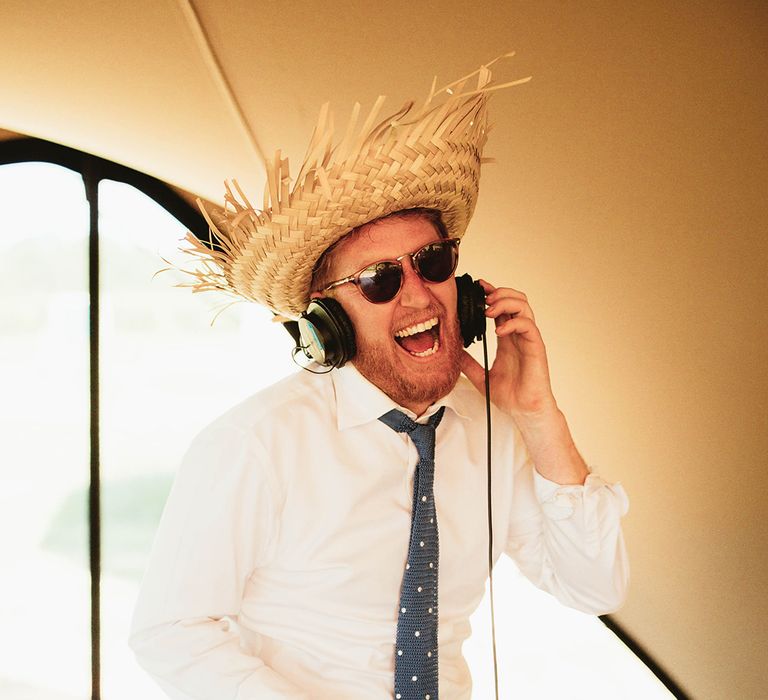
top-left (533, 469), bottom-right (629, 521)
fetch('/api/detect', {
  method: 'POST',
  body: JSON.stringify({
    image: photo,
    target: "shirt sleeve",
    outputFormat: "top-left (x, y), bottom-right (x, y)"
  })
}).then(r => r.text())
top-left (504, 450), bottom-right (630, 615)
top-left (129, 420), bottom-right (311, 700)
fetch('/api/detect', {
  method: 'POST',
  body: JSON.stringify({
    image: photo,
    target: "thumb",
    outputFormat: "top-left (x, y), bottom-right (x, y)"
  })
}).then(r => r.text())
top-left (460, 350), bottom-right (487, 396)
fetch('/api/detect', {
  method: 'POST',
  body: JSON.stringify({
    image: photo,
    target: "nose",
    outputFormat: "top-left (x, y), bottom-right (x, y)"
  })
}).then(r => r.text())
top-left (398, 256), bottom-right (431, 309)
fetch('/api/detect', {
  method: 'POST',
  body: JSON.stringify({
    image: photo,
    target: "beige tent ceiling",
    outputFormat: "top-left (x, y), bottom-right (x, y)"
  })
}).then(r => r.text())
top-left (2, 2), bottom-right (767, 699)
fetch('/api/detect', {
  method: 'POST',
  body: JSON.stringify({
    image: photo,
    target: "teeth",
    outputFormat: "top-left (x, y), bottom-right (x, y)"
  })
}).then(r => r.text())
top-left (395, 317), bottom-right (438, 338)
top-left (411, 338), bottom-right (440, 357)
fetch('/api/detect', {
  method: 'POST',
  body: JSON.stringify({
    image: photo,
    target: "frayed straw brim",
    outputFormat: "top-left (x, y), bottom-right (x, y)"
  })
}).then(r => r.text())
top-left (179, 54), bottom-right (530, 319)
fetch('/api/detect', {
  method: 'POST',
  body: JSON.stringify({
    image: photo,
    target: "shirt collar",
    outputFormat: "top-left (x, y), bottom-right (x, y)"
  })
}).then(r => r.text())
top-left (331, 363), bottom-right (472, 430)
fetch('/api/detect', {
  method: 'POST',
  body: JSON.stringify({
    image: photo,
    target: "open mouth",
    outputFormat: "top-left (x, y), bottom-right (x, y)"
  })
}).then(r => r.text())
top-left (394, 316), bottom-right (440, 357)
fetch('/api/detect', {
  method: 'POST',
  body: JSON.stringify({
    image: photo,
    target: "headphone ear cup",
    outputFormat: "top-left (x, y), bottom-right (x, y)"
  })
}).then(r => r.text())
top-left (455, 273), bottom-right (487, 347)
top-left (298, 298), bottom-right (357, 367)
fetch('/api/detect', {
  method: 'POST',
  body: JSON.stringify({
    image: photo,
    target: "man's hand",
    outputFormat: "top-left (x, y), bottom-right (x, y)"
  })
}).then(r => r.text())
top-left (459, 279), bottom-right (589, 485)
top-left (459, 279), bottom-right (556, 418)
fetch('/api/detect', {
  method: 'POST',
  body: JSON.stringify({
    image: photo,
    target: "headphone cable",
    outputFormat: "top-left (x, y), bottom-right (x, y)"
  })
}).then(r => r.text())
top-left (482, 331), bottom-right (499, 700)
top-left (290, 345), bottom-right (334, 374)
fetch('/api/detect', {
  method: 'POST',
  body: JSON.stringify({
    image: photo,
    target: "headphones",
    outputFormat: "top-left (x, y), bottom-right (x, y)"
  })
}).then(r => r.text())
top-left (292, 273), bottom-right (486, 368)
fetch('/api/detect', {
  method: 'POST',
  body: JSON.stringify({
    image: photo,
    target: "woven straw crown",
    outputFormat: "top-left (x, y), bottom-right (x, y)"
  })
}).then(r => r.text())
top-left (181, 54), bottom-right (529, 319)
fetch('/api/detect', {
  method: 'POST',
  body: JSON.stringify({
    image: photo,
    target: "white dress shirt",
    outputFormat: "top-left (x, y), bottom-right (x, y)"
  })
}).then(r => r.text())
top-left (130, 364), bottom-right (629, 699)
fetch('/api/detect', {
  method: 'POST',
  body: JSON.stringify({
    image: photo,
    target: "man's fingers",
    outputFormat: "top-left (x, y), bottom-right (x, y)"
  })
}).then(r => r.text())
top-left (485, 297), bottom-right (534, 322)
top-left (478, 278), bottom-right (496, 294)
top-left (495, 315), bottom-right (542, 343)
top-left (479, 280), bottom-right (533, 324)
top-left (479, 279), bottom-right (528, 303)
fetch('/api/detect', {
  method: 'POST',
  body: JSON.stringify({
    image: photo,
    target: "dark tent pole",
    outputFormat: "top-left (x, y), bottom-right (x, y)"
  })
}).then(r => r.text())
top-left (83, 162), bottom-right (101, 700)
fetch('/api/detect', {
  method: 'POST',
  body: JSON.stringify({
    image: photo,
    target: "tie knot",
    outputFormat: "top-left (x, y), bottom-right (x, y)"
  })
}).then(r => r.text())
top-left (379, 407), bottom-right (445, 462)
top-left (379, 406), bottom-right (445, 435)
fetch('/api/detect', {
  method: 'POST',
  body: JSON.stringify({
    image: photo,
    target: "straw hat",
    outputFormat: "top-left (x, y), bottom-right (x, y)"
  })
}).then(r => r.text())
top-left (181, 54), bottom-right (530, 319)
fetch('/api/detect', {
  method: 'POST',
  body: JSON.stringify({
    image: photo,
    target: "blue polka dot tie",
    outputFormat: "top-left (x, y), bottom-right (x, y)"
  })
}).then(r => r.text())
top-left (380, 406), bottom-right (445, 700)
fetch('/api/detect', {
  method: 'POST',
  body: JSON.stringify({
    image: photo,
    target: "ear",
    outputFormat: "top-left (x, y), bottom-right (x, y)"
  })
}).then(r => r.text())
top-left (310, 291), bottom-right (322, 300)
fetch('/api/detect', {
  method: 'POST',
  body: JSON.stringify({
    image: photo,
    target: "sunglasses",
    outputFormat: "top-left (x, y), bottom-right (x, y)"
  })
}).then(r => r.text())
top-left (322, 238), bottom-right (461, 303)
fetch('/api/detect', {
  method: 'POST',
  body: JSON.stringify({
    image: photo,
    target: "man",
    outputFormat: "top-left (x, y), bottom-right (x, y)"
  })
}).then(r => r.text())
top-left (130, 58), bottom-right (629, 699)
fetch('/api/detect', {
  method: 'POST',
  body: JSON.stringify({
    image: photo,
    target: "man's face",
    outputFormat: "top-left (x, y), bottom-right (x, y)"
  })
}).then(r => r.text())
top-left (322, 215), bottom-right (463, 414)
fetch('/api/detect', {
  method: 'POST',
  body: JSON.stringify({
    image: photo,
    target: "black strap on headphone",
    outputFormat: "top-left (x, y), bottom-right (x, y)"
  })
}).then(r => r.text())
top-left (455, 273), bottom-right (486, 348)
top-left (293, 273), bottom-right (486, 368)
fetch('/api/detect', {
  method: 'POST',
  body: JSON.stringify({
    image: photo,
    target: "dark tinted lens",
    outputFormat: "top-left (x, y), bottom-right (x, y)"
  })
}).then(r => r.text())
top-left (358, 261), bottom-right (403, 303)
top-left (414, 240), bottom-right (459, 283)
